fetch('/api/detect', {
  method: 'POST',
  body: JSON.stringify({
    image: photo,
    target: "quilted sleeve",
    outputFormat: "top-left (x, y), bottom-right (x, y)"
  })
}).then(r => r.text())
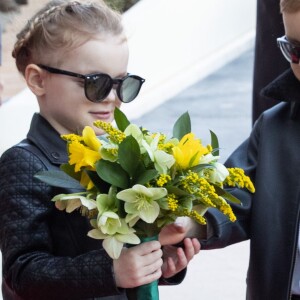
top-left (0, 147), bottom-right (122, 299)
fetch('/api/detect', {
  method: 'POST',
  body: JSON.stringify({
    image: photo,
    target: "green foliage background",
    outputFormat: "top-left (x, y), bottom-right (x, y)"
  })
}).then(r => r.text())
top-left (104, 0), bottom-right (140, 12)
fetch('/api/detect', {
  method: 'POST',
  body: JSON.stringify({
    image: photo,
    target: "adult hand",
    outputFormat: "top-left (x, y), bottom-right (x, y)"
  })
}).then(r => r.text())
top-left (113, 240), bottom-right (163, 288)
top-left (161, 238), bottom-right (201, 279)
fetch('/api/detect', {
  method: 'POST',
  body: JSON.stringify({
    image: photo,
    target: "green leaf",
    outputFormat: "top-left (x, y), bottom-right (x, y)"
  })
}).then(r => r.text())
top-left (134, 220), bottom-right (160, 237)
top-left (96, 160), bottom-right (129, 189)
top-left (134, 169), bottom-right (158, 185)
top-left (172, 111), bottom-right (191, 140)
top-left (181, 198), bottom-right (193, 210)
top-left (34, 170), bottom-right (83, 189)
top-left (157, 197), bottom-right (169, 210)
top-left (118, 136), bottom-right (140, 177)
top-left (189, 151), bottom-right (200, 167)
top-left (212, 184), bottom-right (241, 205)
top-left (166, 186), bottom-right (190, 197)
top-left (210, 130), bottom-right (219, 156)
top-left (114, 107), bottom-right (130, 131)
top-left (116, 196), bottom-right (127, 218)
top-left (85, 170), bottom-right (111, 193)
top-left (60, 163), bottom-right (81, 181)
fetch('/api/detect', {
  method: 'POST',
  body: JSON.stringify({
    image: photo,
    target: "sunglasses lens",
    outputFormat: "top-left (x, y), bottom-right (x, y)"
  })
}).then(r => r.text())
top-left (120, 76), bottom-right (144, 103)
top-left (280, 42), bottom-right (293, 63)
top-left (278, 39), bottom-right (300, 63)
top-left (85, 75), bottom-right (112, 102)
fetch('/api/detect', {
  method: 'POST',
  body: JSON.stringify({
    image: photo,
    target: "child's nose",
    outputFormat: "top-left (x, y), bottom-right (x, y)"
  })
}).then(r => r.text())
top-left (104, 87), bottom-right (117, 102)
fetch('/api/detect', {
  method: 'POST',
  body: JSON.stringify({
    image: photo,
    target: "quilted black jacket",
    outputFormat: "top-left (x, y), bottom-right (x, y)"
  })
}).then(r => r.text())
top-left (0, 114), bottom-right (129, 300)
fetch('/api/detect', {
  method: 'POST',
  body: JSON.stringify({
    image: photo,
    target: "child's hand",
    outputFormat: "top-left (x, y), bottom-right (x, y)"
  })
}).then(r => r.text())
top-left (161, 238), bottom-right (201, 279)
top-left (159, 217), bottom-right (207, 246)
top-left (159, 217), bottom-right (195, 245)
top-left (113, 240), bottom-right (163, 288)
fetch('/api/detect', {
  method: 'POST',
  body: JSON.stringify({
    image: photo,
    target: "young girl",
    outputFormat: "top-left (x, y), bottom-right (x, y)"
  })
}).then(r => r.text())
top-left (0, 1), bottom-right (200, 299)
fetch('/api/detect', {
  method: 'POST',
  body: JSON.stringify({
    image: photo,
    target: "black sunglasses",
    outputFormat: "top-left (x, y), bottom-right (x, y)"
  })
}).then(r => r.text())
top-left (38, 64), bottom-right (145, 103)
top-left (277, 35), bottom-right (300, 64)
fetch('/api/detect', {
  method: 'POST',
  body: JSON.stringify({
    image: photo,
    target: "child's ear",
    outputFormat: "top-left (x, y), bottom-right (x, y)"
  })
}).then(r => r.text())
top-left (25, 64), bottom-right (46, 96)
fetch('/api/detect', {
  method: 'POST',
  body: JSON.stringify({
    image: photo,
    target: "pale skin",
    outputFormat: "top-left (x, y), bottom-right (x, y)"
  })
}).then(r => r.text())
top-left (25, 34), bottom-right (201, 289)
top-left (283, 10), bottom-right (300, 81)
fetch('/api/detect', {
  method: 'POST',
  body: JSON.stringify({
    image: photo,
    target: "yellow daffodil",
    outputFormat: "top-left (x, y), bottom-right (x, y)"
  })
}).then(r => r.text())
top-left (68, 140), bottom-right (101, 172)
top-left (82, 126), bottom-right (101, 151)
top-left (79, 171), bottom-right (94, 190)
top-left (172, 133), bottom-right (208, 170)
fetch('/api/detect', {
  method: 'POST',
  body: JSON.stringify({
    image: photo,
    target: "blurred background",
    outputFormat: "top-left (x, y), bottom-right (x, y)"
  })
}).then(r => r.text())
top-left (0, 0), bottom-right (257, 299)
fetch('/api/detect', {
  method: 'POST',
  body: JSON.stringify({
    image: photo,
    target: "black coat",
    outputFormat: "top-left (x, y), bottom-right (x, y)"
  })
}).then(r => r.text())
top-left (0, 114), bottom-right (185, 300)
top-left (203, 69), bottom-right (300, 300)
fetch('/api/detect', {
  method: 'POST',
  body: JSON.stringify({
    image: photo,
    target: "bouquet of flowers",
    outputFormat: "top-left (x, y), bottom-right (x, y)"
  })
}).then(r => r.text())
top-left (36, 108), bottom-right (254, 300)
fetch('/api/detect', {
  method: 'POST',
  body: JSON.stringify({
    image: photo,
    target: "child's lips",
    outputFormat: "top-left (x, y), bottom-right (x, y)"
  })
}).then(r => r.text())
top-left (90, 111), bottom-right (112, 120)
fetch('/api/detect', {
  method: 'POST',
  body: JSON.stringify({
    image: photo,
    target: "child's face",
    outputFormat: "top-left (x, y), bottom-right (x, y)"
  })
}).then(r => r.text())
top-left (38, 34), bottom-right (129, 135)
top-left (283, 11), bottom-right (300, 81)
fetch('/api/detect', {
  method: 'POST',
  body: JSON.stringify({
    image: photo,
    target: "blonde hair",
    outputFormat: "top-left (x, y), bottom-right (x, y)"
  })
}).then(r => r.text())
top-left (13, 0), bottom-right (123, 75)
top-left (280, 0), bottom-right (300, 13)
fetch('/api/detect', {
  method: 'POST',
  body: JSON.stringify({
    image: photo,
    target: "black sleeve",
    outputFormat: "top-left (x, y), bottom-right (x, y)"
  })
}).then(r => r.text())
top-left (0, 147), bottom-right (122, 299)
top-left (201, 118), bottom-right (260, 249)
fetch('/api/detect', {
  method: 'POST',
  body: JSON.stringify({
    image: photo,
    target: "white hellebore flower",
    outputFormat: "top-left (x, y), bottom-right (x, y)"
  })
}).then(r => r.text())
top-left (199, 153), bottom-right (219, 164)
top-left (142, 134), bottom-right (175, 174)
top-left (124, 124), bottom-right (144, 144)
top-left (199, 153), bottom-right (229, 183)
top-left (199, 161), bottom-right (229, 184)
top-left (98, 211), bottom-right (121, 235)
top-left (117, 184), bottom-right (167, 223)
top-left (210, 162), bottom-right (229, 183)
top-left (95, 190), bottom-right (121, 235)
top-left (52, 193), bottom-right (97, 213)
top-left (88, 219), bottom-right (140, 259)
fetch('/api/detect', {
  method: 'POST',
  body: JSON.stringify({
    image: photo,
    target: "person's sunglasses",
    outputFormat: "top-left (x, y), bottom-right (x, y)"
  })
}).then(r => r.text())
top-left (38, 64), bottom-right (145, 103)
top-left (277, 35), bottom-right (300, 64)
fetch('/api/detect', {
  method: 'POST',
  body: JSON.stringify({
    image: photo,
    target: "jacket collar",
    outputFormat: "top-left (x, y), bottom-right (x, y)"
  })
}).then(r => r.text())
top-left (261, 68), bottom-right (300, 103)
top-left (26, 113), bottom-right (69, 165)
